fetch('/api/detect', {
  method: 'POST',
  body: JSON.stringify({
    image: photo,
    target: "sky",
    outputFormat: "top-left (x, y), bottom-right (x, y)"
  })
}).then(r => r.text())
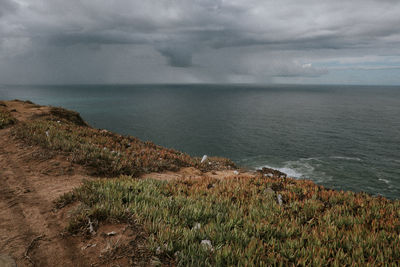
top-left (1, 0), bottom-right (400, 85)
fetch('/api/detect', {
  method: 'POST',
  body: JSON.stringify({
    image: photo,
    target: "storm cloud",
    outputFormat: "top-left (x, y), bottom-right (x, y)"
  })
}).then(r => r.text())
top-left (1, 0), bottom-right (400, 84)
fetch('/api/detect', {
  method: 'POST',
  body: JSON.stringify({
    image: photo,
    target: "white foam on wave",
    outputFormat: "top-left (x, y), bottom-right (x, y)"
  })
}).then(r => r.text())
top-left (330, 156), bottom-right (362, 161)
top-left (257, 161), bottom-right (314, 179)
top-left (257, 158), bottom-right (331, 183)
top-left (275, 167), bottom-right (304, 178)
top-left (257, 165), bottom-right (304, 178)
top-left (378, 178), bottom-right (394, 189)
top-left (378, 178), bottom-right (390, 185)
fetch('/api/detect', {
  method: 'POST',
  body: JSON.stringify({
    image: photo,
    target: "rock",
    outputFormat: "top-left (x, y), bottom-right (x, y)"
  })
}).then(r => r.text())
top-left (277, 194), bottom-right (283, 205)
top-left (106, 231), bottom-right (117, 236)
top-left (201, 155), bottom-right (208, 163)
top-left (88, 219), bottom-right (96, 235)
top-left (233, 170), bottom-right (239, 175)
top-left (257, 167), bottom-right (287, 178)
top-left (264, 188), bottom-right (274, 195)
top-left (201, 240), bottom-right (213, 251)
top-left (193, 223), bottom-right (201, 230)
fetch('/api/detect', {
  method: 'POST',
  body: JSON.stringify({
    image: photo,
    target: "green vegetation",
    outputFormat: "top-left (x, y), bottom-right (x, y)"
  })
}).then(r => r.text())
top-left (60, 176), bottom-right (400, 266)
top-left (12, 112), bottom-right (235, 176)
top-left (0, 103), bottom-right (16, 129)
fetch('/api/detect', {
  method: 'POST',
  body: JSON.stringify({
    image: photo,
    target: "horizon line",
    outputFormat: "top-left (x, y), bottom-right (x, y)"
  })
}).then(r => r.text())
top-left (1, 82), bottom-right (400, 87)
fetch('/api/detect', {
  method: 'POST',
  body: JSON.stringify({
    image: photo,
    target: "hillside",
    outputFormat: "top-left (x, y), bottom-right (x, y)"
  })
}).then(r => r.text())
top-left (0, 100), bottom-right (399, 266)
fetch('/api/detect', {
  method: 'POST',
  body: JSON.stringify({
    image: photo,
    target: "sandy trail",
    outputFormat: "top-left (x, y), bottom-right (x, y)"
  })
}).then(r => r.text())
top-left (0, 101), bottom-right (102, 266)
top-left (0, 126), bottom-right (94, 266)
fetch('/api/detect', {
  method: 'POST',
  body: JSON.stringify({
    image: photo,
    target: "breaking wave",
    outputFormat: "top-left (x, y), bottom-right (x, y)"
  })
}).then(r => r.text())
top-left (257, 157), bottom-right (331, 183)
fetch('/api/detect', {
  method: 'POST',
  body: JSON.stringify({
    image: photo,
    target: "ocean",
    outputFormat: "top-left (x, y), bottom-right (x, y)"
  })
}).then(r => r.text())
top-left (1, 84), bottom-right (399, 199)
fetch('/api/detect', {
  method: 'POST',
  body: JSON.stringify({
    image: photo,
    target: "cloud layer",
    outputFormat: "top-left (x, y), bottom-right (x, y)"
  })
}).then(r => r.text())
top-left (1, 0), bottom-right (400, 84)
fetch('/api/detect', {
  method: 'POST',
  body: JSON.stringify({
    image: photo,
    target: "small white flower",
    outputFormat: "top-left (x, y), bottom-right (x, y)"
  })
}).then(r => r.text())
top-left (45, 130), bottom-right (49, 137)
top-left (233, 170), bottom-right (239, 175)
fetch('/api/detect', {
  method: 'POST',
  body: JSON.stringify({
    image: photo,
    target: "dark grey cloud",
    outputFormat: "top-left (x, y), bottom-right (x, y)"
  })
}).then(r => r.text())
top-left (1, 0), bottom-right (400, 84)
top-left (157, 44), bottom-right (194, 67)
top-left (0, 0), bottom-right (17, 17)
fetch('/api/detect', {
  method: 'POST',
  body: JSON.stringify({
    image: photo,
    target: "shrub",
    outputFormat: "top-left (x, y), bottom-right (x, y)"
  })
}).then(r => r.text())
top-left (0, 106), bottom-right (17, 129)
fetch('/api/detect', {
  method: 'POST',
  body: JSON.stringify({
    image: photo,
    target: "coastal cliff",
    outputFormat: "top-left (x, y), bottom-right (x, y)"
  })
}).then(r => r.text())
top-left (1, 100), bottom-right (399, 266)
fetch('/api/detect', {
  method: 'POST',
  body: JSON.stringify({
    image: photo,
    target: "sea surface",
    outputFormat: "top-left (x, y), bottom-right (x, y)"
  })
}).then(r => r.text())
top-left (1, 84), bottom-right (399, 198)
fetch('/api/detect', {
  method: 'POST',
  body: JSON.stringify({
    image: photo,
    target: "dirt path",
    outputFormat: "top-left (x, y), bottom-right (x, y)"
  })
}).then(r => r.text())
top-left (0, 126), bottom-right (95, 266)
top-left (0, 101), bottom-right (100, 266)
